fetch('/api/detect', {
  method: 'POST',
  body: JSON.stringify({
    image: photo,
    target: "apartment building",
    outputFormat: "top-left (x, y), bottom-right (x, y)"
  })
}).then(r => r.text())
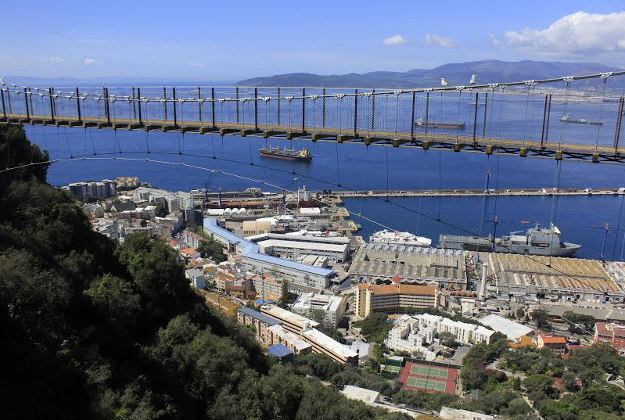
top-left (291, 292), bottom-right (346, 328)
top-left (355, 283), bottom-right (438, 318)
top-left (236, 307), bottom-right (280, 346)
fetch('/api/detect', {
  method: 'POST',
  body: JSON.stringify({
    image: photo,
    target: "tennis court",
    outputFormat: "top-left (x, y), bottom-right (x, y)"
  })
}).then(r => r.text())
top-left (406, 376), bottom-right (447, 392)
top-left (409, 364), bottom-right (449, 379)
top-left (398, 361), bottom-right (459, 394)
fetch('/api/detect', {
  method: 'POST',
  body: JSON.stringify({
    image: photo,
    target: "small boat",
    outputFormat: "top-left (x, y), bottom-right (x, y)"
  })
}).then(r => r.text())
top-left (414, 118), bottom-right (465, 130)
top-left (561, 114), bottom-right (603, 126)
top-left (259, 146), bottom-right (312, 161)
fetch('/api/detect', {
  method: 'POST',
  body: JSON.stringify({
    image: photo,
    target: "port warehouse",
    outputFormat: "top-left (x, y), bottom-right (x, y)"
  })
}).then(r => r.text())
top-left (487, 253), bottom-right (625, 302)
top-left (237, 305), bottom-right (358, 364)
top-left (203, 218), bottom-right (334, 289)
top-left (245, 232), bottom-right (351, 263)
top-left (349, 243), bottom-right (467, 290)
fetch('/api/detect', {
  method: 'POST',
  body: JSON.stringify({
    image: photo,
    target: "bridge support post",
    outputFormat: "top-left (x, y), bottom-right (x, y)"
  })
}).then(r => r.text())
top-left (211, 87), bottom-right (216, 128)
top-left (371, 89), bottom-right (375, 130)
top-left (1, 87), bottom-right (6, 119)
top-left (424, 91), bottom-right (430, 140)
top-left (198, 87), bottom-right (202, 123)
top-left (49, 88), bottom-right (55, 121)
top-left (354, 89), bottom-right (358, 136)
top-left (75, 88), bottom-right (82, 123)
top-left (24, 88), bottom-right (30, 120)
top-left (545, 94), bottom-right (552, 144)
top-left (277, 87), bottom-right (281, 126)
top-left (472, 92), bottom-right (478, 143)
top-left (410, 91), bottom-right (415, 139)
top-left (254, 87), bottom-right (258, 130)
top-left (235, 87), bottom-right (239, 124)
top-left (615, 97), bottom-right (624, 153)
top-left (302, 88), bottom-right (306, 132)
top-left (172, 87), bottom-right (177, 127)
top-left (137, 87), bottom-right (142, 125)
top-left (104, 88), bottom-right (110, 124)
top-left (163, 87), bottom-right (168, 121)
top-left (322, 88), bottom-right (326, 128)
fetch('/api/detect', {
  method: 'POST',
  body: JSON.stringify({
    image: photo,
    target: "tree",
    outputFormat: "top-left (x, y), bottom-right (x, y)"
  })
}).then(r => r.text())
top-left (356, 312), bottom-right (393, 344)
top-left (531, 308), bottom-right (551, 330)
top-left (516, 307), bottom-right (525, 319)
top-left (280, 279), bottom-right (290, 308)
top-left (539, 400), bottom-right (579, 420)
top-left (197, 237), bottom-right (226, 263)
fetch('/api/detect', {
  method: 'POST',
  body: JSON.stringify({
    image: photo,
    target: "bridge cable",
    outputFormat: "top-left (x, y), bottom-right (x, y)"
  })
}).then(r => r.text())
top-left (416, 150), bottom-right (427, 235)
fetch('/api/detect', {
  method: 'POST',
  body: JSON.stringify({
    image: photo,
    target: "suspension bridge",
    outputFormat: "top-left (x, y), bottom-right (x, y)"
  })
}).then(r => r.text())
top-left (1, 71), bottom-right (625, 163)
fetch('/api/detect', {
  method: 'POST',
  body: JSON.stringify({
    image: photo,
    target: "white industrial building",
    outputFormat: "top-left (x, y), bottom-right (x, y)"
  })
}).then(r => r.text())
top-left (203, 218), bottom-right (334, 289)
top-left (479, 314), bottom-right (533, 340)
top-left (246, 232), bottom-right (351, 263)
top-left (291, 292), bottom-right (346, 328)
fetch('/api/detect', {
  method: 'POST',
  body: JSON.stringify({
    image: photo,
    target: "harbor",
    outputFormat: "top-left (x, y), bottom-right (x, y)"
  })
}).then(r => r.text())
top-left (325, 187), bottom-right (625, 198)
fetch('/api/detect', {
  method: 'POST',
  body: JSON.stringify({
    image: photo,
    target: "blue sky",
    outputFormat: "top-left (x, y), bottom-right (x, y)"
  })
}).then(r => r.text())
top-left (1, 0), bottom-right (624, 81)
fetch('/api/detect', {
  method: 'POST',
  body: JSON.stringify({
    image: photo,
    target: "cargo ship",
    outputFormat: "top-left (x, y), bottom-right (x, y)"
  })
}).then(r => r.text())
top-left (560, 114), bottom-right (603, 126)
top-left (438, 224), bottom-right (581, 257)
top-left (414, 118), bottom-right (465, 130)
top-left (370, 229), bottom-right (432, 247)
top-left (259, 146), bottom-right (312, 161)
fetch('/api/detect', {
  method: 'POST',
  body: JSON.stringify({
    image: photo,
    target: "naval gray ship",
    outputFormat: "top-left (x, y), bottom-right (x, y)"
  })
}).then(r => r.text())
top-left (438, 224), bottom-right (581, 257)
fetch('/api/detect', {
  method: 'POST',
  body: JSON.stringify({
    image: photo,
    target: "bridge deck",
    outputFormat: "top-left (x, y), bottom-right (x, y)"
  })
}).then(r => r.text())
top-left (2, 113), bottom-right (624, 164)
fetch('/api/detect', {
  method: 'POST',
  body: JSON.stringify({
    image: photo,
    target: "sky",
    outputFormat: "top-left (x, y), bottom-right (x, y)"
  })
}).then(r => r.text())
top-left (1, 0), bottom-right (624, 82)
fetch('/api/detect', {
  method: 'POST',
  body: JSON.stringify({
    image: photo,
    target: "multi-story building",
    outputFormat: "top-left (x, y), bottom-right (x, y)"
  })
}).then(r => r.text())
top-left (267, 325), bottom-right (312, 354)
top-left (536, 331), bottom-right (567, 355)
top-left (65, 179), bottom-right (116, 200)
top-left (415, 313), bottom-right (495, 345)
top-left (236, 307), bottom-right (280, 346)
top-left (355, 283), bottom-right (438, 318)
top-left (203, 218), bottom-right (334, 289)
top-left (291, 292), bottom-right (346, 328)
top-left (252, 273), bottom-right (283, 301)
top-left (594, 322), bottom-right (625, 354)
top-left (260, 304), bottom-right (357, 364)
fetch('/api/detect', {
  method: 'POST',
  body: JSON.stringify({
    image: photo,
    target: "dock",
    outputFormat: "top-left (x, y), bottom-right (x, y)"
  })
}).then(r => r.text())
top-left (322, 187), bottom-right (624, 198)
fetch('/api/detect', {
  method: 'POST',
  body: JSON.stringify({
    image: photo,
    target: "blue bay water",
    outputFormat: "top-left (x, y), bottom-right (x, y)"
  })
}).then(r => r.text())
top-left (23, 121), bottom-right (625, 260)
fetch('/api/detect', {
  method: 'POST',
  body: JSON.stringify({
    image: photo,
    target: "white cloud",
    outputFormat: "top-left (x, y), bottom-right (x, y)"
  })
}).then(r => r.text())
top-left (425, 34), bottom-right (459, 48)
top-left (46, 56), bottom-right (66, 64)
top-left (488, 34), bottom-right (503, 47)
top-left (83, 58), bottom-right (97, 66)
top-left (186, 61), bottom-right (205, 68)
top-left (505, 11), bottom-right (625, 54)
top-left (383, 35), bottom-right (409, 45)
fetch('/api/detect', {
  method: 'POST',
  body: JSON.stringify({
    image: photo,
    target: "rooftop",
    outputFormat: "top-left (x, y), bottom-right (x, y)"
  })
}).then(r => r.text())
top-left (358, 283), bottom-right (438, 296)
top-left (261, 305), bottom-right (320, 329)
top-left (267, 325), bottom-right (312, 351)
top-left (341, 385), bottom-right (379, 404)
top-left (291, 292), bottom-right (344, 313)
top-left (237, 307), bottom-right (281, 326)
top-left (539, 332), bottom-right (567, 345)
top-left (266, 343), bottom-right (294, 358)
top-left (302, 328), bottom-right (358, 359)
top-left (479, 314), bottom-right (533, 340)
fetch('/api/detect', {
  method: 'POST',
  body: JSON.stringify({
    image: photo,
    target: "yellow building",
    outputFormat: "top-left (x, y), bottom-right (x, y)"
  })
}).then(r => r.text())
top-left (355, 283), bottom-right (438, 318)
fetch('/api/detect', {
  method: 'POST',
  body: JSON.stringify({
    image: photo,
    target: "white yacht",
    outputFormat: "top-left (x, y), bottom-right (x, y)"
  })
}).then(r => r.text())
top-left (369, 229), bottom-right (432, 247)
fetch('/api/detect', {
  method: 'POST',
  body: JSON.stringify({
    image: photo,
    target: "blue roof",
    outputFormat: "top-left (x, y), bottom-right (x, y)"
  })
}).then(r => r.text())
top-left (236, 307), bottom-right (280, 326)
top-left (203, 218), bottom-right (333, 277)
top-left (267, 343), bottom-right (294, 358)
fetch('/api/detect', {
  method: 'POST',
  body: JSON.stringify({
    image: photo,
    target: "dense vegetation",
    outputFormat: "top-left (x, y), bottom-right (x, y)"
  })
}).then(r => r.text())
top-left (458, 330), bottom-right (625, 419)
top-left (0, 125), bottom-right (406, 420)
top-left (197, 237), bottom-right (226, 263)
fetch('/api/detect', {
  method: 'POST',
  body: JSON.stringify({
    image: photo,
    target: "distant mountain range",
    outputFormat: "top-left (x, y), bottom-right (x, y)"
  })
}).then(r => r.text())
top-left (237, 60), bottom-right (625, 88)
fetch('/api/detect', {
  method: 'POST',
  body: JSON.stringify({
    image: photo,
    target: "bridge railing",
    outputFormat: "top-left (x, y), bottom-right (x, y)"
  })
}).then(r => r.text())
top-left (2, 73), bottom-right (624, 152)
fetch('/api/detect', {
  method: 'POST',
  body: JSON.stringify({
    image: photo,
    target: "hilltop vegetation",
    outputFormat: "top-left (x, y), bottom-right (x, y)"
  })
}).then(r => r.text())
top-left (0, 124), bottom-right (406, 420)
